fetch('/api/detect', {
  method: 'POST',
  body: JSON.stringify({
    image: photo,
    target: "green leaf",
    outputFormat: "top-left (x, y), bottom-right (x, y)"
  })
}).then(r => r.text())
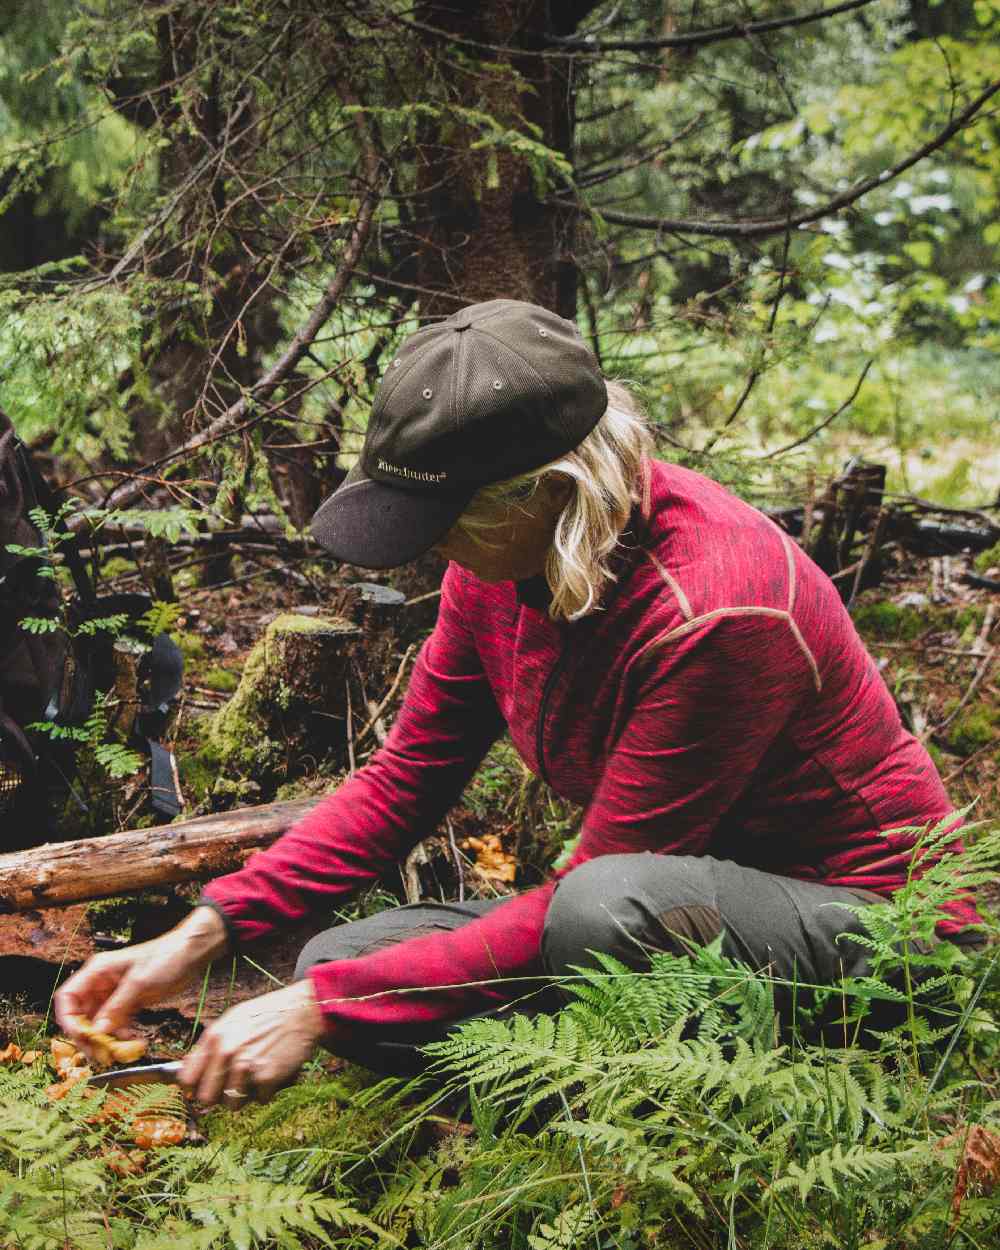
top-left (903, 240), bottom-right (934, 267)
top-left (19, 615), bottom-right (60, 634)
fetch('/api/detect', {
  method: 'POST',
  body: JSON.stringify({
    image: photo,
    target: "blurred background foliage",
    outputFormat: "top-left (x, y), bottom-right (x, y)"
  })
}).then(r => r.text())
top-left (0, 0), bottom-right (996, 520)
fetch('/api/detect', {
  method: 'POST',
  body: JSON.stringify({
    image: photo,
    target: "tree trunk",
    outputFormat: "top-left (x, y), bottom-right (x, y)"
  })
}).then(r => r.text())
top-left (0, 797), bottom-right (323, 913)
top-left (413, 0), bottom-right (583, 320)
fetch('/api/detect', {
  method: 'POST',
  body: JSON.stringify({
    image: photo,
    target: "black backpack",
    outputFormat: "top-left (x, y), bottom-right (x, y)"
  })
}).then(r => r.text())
top-left (0, 409), bottom-right (183, 842)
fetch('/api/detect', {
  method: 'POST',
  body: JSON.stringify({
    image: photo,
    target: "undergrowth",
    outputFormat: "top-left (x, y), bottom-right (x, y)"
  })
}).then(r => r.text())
top-left (2, 814), bottom-right (999, 1248)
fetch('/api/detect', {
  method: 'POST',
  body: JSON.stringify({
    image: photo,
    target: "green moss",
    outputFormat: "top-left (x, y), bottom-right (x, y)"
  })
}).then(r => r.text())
top-left (85, 895), bottom-right (136, 940)
top-left (201, 665), bottom-right (239, 693)
top-left (955, 605), bottom-right (986, 640)
top-left (205, 632), bottom-right (282, 777)
top-left (203, 1067), bottom-right (419, 1176)
top-left (974, 540), bottom-right (1000, 573)
top-left (268, 613), bottom-right (354, 636)
top-left (202, 613), bottom-right (354, 785)
top-left (211, 775), bottom-right (261, 805)
top-left (274, 773), bottom-right (342, 802)
top-left (175, 744), bottom-right (221, 807)
top-left (851, 599), bottom-right (927, 642)
top-left (949, 707), bottom-right (1000, 757)
top-left (177, 631), bottom-right (207, 663)
top-left (100, 555), bottom-right (137, 579)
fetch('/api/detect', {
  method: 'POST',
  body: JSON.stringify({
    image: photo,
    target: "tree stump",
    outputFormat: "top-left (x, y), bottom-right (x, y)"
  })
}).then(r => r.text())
top-left (206, 614), bottom-right (362, 790)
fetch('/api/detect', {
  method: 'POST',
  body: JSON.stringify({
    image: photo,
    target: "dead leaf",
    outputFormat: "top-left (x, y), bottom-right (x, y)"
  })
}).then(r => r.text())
top-left (0, 1043), bottom-right (22, 1063)
top-left (937, 1124), bottom-right (1000, 1226)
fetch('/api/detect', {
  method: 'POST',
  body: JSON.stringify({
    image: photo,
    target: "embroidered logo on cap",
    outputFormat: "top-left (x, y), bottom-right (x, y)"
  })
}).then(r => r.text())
top-left (377, 459), bottom-right (448, 483)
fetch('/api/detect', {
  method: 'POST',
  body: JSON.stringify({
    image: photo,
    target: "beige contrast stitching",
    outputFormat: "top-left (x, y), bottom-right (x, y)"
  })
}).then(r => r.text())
top-left (655, 605), bottom-right (791, 646)
top-left (634, 604), bottom-right (824, 692)
top-left (786, 618), bottom-right (822, 692)
top-left (645, 550), bottom-right (693, 622)
top-left (781, 530), bottom-right (798, 614)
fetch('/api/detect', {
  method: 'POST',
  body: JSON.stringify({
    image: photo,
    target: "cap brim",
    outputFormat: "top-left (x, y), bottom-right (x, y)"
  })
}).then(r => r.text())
top-left (309, 463), bottom-right (475, 569)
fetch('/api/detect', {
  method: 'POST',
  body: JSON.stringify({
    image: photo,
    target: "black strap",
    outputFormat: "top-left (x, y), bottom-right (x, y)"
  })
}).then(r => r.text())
top-left (0, 701), bottom-right (36, 777)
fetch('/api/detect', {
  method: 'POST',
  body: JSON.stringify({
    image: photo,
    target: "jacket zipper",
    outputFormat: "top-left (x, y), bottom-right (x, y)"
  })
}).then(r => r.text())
top-left (535, 635), bottom-right (568, 788)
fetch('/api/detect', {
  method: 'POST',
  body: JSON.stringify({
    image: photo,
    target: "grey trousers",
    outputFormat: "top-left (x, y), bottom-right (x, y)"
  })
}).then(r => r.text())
top-left (294, 853), bottom-right (937, 1076)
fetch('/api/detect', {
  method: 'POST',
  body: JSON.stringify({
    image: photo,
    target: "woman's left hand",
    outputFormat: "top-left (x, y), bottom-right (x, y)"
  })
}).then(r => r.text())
top-left (179, 980), bottom-right (326, 1109)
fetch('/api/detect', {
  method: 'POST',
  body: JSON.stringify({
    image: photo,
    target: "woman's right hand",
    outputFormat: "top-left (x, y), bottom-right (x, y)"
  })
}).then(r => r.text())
top-left (54, 905), bottom-right (229, 1044)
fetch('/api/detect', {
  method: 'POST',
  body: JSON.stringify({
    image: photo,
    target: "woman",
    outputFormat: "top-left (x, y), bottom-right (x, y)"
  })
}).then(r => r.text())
top-left (55, 299), bottom-right (979, 1105)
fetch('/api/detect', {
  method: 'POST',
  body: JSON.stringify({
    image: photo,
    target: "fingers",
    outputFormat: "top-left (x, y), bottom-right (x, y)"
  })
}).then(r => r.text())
top-left (176, 984), bottom-right (321, 1111)
top-left (54, 954), bottom-right (128, 1037)
top-left (180, 1030), bottom-right (259, 1109)
top-left (91, 976), bottom-right (147, 1037)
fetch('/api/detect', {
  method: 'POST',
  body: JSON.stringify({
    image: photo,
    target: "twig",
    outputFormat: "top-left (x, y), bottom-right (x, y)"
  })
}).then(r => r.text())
top-left (399, 0), bottom-right (875, 56)
top-left (703, 227), bottom-right (792, 453)
top-left (943, 738), bottom-right (999, 786)
top-left (364, 699), bottom-right (388, 747)
top-left (355, 644), bottom-right (417, 749)
top-left (446, 817), bottom-right (465, 903)
top-left (401, 840), bottom-right (429, 905)
top-left (848, 506), bottom-right (889, 608)
top-left (927, 604), bottom-right (997, 740)
top-left (345, 677), bottom-right (356, 777)
top-left (404, 588), bottom-right (442, 607)
top-left (762, 360), bottom-right (873, 458)
top-left (68, 150), bottom-right (384, 527)
top-left (801, 469), bottom-right (816, 553)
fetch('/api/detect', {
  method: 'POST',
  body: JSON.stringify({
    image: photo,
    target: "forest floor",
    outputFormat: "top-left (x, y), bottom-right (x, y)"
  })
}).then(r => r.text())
top-left (2, 534), bottom-right (998, 1036)
top-left (0, 528), bottom-right (998, 1248)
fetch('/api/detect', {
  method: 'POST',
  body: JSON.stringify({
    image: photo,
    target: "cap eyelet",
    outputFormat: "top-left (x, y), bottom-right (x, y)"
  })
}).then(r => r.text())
top-left (422, 387), bottom-right (433, 399)
top-left (393, 358), bottom-right (402, 367)
top-left (538, 328), bottom-right (549, 337)
top-left (492, 379), bottom-right (503, 390)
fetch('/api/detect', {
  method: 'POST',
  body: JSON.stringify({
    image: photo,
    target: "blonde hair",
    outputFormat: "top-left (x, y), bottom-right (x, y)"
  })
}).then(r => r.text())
top-left (454, 381), bottom-right (654, 621)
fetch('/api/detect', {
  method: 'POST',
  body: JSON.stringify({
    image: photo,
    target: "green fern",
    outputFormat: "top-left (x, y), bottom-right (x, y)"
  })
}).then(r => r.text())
top-left (773, 1140), bottom-right (927, 1201)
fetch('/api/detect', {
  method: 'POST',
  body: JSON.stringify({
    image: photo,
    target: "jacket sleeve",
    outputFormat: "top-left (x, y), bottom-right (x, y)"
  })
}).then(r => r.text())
top-left (200, 564), bottom-right (505, 944)
top-left (303, 612), bottom-right (817, 1034)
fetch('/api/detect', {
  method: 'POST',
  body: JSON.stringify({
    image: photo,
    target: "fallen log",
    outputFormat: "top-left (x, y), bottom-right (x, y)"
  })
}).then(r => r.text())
top-left (0, 796), bottom-right (324, 914)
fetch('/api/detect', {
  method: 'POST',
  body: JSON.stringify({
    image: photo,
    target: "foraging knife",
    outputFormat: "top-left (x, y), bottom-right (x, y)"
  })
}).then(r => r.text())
top-left (88, 1060), bottom-right (183, 1089)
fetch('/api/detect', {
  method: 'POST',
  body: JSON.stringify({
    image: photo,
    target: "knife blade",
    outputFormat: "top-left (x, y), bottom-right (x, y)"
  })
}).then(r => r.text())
top-left (88, 1060), bottom-right (184, 1089)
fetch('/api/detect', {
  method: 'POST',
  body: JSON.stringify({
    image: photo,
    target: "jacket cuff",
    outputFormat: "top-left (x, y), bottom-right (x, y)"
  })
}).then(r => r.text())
top-left (194, 896), bottom-right (240, 956)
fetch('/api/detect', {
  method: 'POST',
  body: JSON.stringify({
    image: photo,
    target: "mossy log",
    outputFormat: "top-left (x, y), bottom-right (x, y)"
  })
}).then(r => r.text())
top-left (0, 796), bottom-right (323, 913)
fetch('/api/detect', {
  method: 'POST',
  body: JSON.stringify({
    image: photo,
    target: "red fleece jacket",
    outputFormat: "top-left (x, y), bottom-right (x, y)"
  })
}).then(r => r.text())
top-left (202, 459), bottom-right (977, 1031)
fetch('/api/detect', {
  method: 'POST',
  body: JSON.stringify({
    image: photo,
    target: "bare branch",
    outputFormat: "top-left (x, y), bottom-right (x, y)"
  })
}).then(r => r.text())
top-left (762, 359), bottom-right (874, 459)
top-left (552, 77), bottom-right (1000, 239)
top-left (69, 160), bottom-right (384, 526)
top-left (702, 227), bottom-right (793, 453)
top-left (551, 0), bottom-right (878, 52)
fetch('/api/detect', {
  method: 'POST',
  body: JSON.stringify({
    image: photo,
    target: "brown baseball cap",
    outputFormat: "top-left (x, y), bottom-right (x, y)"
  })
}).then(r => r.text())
top-left (309, 299), bottom-right (607, 569)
